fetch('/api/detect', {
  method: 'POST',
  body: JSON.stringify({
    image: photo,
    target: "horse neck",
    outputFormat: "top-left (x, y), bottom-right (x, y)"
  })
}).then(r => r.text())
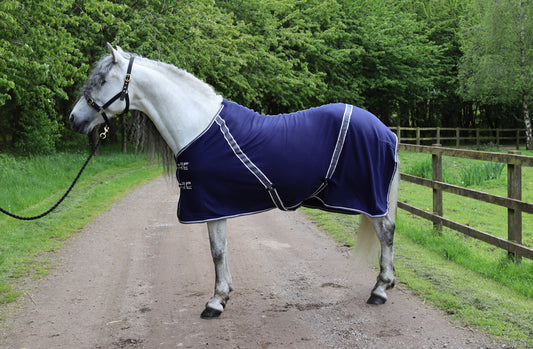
top-left (129, 60), bottom-right (223, 154)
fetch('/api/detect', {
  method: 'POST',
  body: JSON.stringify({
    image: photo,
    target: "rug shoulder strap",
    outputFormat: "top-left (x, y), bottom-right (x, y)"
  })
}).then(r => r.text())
top-left (325, 104), bottom-right (353, 180)
top-left (214, 103), bottom-right (353, 212)
top-left (214, 112), bottom-right (289, 211)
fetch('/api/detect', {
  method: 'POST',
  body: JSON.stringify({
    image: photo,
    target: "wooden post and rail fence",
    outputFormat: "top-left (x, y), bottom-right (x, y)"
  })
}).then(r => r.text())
top-left (398, 143), bottom-right (533, 262)
top-left (392, 126), bottom-right (524, 148)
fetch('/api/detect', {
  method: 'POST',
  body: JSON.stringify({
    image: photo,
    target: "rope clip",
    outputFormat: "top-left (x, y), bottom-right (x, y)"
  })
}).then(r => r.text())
top-left (100, 125), bottom-right (110, 139)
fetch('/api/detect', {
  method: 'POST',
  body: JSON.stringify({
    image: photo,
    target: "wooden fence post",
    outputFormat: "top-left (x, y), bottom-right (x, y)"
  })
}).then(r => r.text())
top-left (396, 126), bottom-right (401, 143)
top-left (432, 144), bottom-right (443, 232)
top-left (507, 150), bottom-right (522, 262)
top-left (416, 127), bottom-right (420, 145)
top-left (516, 129), bottom-right (520, 150)
top-left (456, 128), bottom-right (460, 147)
top-left (436, 127), bottom-right (441, 145)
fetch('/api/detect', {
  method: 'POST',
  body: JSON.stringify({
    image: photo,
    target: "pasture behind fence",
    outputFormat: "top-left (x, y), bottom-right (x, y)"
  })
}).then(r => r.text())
top-left (398, 143), bottom-right (533, 261)
top-left (392, 127), bottom-right (524, 148)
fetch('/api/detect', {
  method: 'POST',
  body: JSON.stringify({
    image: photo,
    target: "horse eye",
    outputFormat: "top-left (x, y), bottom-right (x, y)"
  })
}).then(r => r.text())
top-left (101, 80), bottom-right (107, 86)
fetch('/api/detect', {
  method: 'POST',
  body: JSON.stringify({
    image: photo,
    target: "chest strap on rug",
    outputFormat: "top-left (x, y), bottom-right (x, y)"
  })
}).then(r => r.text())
top-left (179, 181), bottom-right (193, 190)
top-left (214, 113), bottom-right (289, 211)
top-left (176, 161), bottom-right (192, 189)
top-left (177, 162), bottom-right (189, 170)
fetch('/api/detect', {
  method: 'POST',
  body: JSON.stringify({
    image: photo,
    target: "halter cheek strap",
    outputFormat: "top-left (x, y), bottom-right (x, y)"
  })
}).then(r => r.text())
top-left (85, 56), bottom-right (135, 130)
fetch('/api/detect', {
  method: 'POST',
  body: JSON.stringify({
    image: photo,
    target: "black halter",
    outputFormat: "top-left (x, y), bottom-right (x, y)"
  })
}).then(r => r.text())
top-left (0, 56), bottom-right (135, 221)
top-left (85, 56), bottom-right (135, 129)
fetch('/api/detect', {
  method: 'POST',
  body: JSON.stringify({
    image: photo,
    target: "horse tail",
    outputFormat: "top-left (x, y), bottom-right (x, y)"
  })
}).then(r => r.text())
top-left (387, 166), bottom-right (400, 222)
top-left (353, 166), bottom-right (400, 267)
top-left (353, 215), bottom-right (380, 267)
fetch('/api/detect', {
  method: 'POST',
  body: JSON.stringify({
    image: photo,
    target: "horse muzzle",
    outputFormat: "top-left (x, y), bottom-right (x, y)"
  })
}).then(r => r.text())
top-left (69, 113), bottom-right (93, 134)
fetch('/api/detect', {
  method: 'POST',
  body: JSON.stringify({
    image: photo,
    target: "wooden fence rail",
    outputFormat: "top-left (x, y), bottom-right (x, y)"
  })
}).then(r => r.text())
top-left (398, 143), bottom-right (533, 261)
top-left (392, 127), bottom-right (525, 148)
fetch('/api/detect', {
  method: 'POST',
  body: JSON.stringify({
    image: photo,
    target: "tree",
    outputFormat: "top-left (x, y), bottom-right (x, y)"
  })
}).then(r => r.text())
top-left (0, 0), bottom-right (96, 153)
top-left (340, 0), bottom-right (440, 125)
top-left (0, 0), bottom-right (476, 153)
top-left (459, 0), bottom-right (533, 148)
top-left (214, 0), bottom-right (332, 113)
top-left (399, 0), bottom-right (469, 127)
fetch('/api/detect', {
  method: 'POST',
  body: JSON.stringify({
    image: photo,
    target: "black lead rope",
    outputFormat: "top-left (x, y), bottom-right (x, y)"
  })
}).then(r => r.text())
top-left (0, 130), bottom-right (107, 220)
top-left (0, 57), bottom-right (135, 221)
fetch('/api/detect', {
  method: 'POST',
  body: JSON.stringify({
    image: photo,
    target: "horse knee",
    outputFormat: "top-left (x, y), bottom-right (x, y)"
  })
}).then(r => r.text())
top-left (210, 246), bottom-right (226, 262)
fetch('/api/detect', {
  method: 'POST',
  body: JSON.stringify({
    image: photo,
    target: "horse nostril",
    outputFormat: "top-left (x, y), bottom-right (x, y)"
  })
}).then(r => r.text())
top-left (69, 113), bottom-right (75, 123)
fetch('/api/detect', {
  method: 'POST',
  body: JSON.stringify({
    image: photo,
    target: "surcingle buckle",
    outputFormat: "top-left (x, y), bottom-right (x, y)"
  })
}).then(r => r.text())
top-left (179, 181), bottom-right (192, 190)
top-left (177, 162), bottom-right (189, 170)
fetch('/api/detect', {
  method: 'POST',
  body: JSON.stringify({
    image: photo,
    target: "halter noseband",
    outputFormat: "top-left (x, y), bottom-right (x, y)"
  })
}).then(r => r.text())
top-left (85, 56), bottom-right (135, 132)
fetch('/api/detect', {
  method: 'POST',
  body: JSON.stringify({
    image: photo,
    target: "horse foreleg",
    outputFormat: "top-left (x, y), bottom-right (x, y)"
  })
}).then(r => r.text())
top-left (202, 219), bottom-right (233, 319)
top-left (367, 215), bottom-right (396, 305)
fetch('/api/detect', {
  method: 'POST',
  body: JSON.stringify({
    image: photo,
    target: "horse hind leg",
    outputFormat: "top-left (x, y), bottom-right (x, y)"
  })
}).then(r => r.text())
top-left (202, 219), bottom-right (234, 319)
top-left (362, 168), bottom-right (398, 305)
top-left (366, 214), bottom-right (396, 305)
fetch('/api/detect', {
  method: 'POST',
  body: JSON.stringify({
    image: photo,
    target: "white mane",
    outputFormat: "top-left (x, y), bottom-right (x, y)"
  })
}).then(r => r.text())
top-left (124, 52), bottom-right (222, 173)
top-left (126, 52), bottom-right (219, 100)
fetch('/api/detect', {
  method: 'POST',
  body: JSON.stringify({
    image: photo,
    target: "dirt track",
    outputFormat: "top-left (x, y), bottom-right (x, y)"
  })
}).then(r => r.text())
top-left (1, 177), bottom-right (505, 348)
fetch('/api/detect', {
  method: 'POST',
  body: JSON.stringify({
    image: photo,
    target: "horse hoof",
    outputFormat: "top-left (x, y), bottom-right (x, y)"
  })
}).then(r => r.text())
top-left (367, 294), bottom-right (387, 305)
top-left (200, 307), bottom-right (222, 319)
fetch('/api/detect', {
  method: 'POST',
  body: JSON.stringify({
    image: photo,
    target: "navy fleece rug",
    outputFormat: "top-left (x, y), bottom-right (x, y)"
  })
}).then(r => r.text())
top-left (176, 99), bottom-right (398, 223)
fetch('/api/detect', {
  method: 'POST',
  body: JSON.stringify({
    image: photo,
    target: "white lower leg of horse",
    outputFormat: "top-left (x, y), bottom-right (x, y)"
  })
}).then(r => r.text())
top-left (206, 219), bottom-right (233, 313)
top-left (369, 216), bottom-right (395, 301)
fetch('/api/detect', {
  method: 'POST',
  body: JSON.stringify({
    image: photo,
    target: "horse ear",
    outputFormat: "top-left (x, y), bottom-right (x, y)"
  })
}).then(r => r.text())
top-left (107, 42), bottom-right (118, 63)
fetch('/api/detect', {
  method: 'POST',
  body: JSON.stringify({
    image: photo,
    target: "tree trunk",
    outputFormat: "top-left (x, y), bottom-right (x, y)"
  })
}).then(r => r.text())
top-left (520, 0), bottom-right (531, 149)
top-left (121, 115), bottom-right (127, 153)
top-left (89, 129), bottom-right (99, 156)
top-left (524, 93), bottom-right (532, 150)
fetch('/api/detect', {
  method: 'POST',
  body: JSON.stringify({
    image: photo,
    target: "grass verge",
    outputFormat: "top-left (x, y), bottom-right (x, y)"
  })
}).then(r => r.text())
top-left (304, 146), bottom-right (533, 348)
top-left (305, 210), bottom-right (533, 347)
top-left (0, 147), bottom-right (163, 304)
top-left (395, 214), bottom-right (533, 347)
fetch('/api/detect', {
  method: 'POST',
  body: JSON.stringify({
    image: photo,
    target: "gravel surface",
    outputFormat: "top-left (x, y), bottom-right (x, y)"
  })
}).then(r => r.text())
top-left (1, 177), bottom-right (506, 348)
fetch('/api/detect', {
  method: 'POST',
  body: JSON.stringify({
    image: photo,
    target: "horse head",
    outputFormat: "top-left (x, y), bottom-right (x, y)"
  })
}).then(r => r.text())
top-left (70, 43), bottom-right (133, 134)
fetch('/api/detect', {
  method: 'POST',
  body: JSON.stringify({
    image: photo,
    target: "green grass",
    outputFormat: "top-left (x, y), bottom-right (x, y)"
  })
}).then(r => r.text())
top-left (305, 145), bottom-right (533, 347)
top-left (404, 153), bottom-right (505, 187)
top-left (459, 161), bottom-right (505, 186)
top-left (399, 148), bottom-right (533, 249)
top-left (2, 143), bottom-right (532, 345)
top-left (394, 219), bottom-right (533, 345)
top-left (0, 146), bottom-right (163, 304)
top-left (304, 210), bottom-right (359, 247)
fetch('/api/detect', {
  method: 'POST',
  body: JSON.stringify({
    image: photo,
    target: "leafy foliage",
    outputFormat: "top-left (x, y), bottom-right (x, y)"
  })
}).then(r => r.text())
top-left (459, 0), bottom-right (533, 105)
top-left (0, 0), bottom-right (527, 154)
top-left (458, 0), bottom-right (533, 147)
